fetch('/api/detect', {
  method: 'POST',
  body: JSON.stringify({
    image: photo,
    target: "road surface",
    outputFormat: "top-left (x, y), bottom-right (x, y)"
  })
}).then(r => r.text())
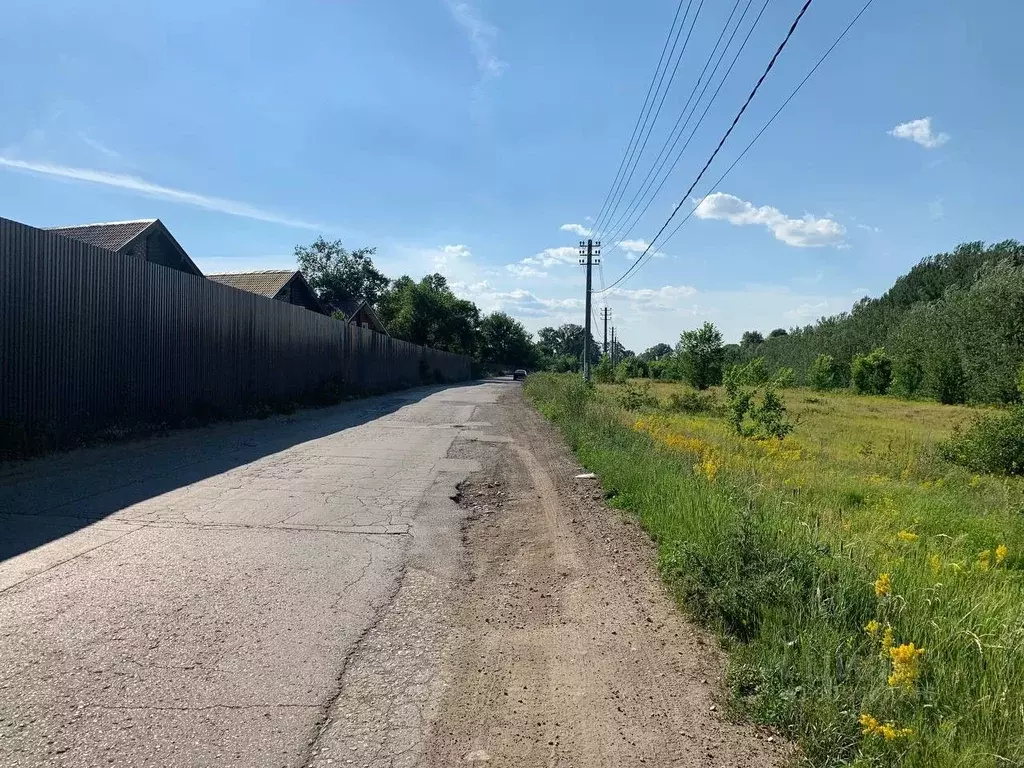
top-left (0, 381), bottom-right (785, 767)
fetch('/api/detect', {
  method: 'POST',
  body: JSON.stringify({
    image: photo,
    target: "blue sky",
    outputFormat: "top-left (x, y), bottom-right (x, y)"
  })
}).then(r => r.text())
top-left (2, 0), bottom-right (1023, 351)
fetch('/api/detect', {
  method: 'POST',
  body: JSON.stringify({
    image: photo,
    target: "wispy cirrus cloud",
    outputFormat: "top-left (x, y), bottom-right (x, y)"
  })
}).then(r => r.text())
top-left (0, 156), bottom-right (322, 230)
top-left (889, 117), bottom-right (950, 149)
top-left (444, 0), bottom-right (507, 79)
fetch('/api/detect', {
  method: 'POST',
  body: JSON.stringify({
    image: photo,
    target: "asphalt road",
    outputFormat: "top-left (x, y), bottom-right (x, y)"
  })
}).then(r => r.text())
top-left (0, 381), bottom-right (504, 767)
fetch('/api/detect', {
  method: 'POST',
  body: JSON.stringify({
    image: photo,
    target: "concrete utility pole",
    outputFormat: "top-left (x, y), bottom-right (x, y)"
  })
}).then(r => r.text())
top-left (579, 239), bottom-right (600, 381)
top-left (601, 307), bottom-right (611, 357)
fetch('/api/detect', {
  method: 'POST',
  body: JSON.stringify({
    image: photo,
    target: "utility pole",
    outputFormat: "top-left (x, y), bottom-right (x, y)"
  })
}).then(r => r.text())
top-left (579, 239), bottom-right (600, 381)
top-left (601, 307), bottom-right (611, 357)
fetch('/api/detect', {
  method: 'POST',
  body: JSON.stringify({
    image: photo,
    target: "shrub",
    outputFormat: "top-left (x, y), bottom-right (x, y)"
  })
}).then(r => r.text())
top-left (616, 380), bottom-right (658, 411)
top-left (665, 388), bottom-right (717, 414)
top-left (728, 357), bottom-right (770, 387)
top-left (891, 356), bottom-right (925, 398)
top-left (749, 387), bottom-right (794, 440)
top-left (807, 354), bottom-right (839, 391)
top-left (851, 347), bottom-right (892, 395)
top-left (931, 354), bottom-right (968, 405)
top-left (593, 355), bottom-right (615, 383)
top-left (772, 367), bottom-right (796, 389)
top-left (939, 405), bottom-right (1024, 475)
top-left (1017, 362), bottom-right (1024, 399)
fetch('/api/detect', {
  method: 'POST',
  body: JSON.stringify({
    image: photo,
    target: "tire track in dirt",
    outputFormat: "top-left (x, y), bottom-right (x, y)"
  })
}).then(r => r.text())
top-left (427, 388), bottom-right (789, 767)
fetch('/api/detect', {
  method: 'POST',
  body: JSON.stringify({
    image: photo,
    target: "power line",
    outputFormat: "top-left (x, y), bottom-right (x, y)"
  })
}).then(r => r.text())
top-left (600, 0), bottom-right (770, 253)
top-left (615, 0), bottom-right (877, 291)
top-left (599, 0), bottom-right (860, 295)
top-left (589, 0), bottom-right (691, 237)
top-left (594, 0), bottom-right (707, 239)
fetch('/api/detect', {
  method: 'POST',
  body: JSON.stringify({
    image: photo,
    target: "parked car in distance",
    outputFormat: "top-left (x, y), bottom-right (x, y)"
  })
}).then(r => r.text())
top-left (513, 369), bottom-right (527, 381)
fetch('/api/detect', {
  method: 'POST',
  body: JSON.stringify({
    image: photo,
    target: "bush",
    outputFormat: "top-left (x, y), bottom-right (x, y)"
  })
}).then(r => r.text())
top-left (749, 387), bottom-right (794, 440)
top-left (939, 405), bottom-right (1024, 475)
top-left (807, 354), bottom-right (839, 391)
top-left (616, 380), bottom-right (658, 411)
top-left (593, 355), bottom-right (615, 383)
top-left (728, 357), bottom-right (770, 386)
top-left (664, 388), bottom-right (717, 414)
top-left (772, 367), bottom-right (796, 389)
top-left (850, 347), bottom-right (892, 395)
top-left (892, 356), bottom-right (925, 398)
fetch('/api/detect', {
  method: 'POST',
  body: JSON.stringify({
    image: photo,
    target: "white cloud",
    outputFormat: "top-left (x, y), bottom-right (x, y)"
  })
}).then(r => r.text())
top-left (432, 243), bottom-right (472, 270)
top-left (784, 301), bottom-right (829, 321)
top-left (444, 0), bottom-right (507, 79)
top-left (77, 132), bottom-right (121, 160)
top-left (560, 223), bottom-right (591, 237)
top-left (889, 117), bottom-right (949, 149)
top-left (856, 223), bottom-right (881, 233)
top-left (613, 238), bottom-right (667, 260)
top-left (607, 284), bottom-right (698, 310)
top-left (506, 263), bottom-right (548, 279)
top-left (521, 246), bottom-right (579, 268)
top-left (693, 192), bottom-right (846, 247)
top-left (0, 156), bottom-right (322, 230)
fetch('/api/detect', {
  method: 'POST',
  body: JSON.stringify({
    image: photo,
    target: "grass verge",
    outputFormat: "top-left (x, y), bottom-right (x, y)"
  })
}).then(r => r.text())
top-left (524, 373), bottom-right (1024, 768)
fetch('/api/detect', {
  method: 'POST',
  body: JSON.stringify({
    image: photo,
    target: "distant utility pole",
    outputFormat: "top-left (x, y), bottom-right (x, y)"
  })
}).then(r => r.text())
top-left (601, 307), bottom-right (611, 357)
top-left (579, 239), bottom-right (600, 381)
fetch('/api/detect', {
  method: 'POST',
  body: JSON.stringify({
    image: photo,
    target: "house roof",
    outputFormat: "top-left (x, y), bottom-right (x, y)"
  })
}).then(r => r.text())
top-left (207, 270), bottom-right (328, 315)
top-left (47, 218), bottom-right (204, 277)
top-left (47, 220), bottom-right (157, 251)
top-left (207, 270), bottom-right (296, 298)
top-left (337, 297), bottom-right (389, 336)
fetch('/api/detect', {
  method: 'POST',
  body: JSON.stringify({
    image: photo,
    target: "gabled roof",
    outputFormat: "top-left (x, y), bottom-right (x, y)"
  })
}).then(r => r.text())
top-left (47, 219), bottom-right (156, 251)
top-left (207, 270), bottom-right (295, 298)
top-left (337, 297), bottom-right (389, 336)
top-left (207, 270), bottom-right (328, 315)
top-left (47, 218), bottom-right (203, 277)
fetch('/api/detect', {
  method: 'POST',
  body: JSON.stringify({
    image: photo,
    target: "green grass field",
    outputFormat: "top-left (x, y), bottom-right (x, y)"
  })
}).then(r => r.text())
top-left (525, 374), bottom-right (1024, 767)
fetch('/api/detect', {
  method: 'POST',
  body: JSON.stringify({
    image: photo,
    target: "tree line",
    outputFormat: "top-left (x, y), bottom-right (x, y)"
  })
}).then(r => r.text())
top-left (623, 240), bottom-right (1024, 405)
top-left (294, 236), bottom-right (534, 370)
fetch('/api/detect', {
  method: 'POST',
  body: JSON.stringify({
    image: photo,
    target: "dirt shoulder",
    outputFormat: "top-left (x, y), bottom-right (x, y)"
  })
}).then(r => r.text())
top-left (427, 387), bottom-right (789, 767)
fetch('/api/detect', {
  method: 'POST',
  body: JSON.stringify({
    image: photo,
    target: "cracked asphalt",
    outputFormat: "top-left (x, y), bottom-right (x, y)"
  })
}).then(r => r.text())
top-left (0, 382), bottom-right (499, 768)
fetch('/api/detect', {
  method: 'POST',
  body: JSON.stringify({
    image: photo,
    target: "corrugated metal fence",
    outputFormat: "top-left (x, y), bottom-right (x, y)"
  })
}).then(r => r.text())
top-left (0, 216), bottom-right (471, 447)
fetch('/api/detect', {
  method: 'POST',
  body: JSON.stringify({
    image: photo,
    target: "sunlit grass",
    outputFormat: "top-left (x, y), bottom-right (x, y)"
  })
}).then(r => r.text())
top-left (527, 374), bottom-right (1024, 767)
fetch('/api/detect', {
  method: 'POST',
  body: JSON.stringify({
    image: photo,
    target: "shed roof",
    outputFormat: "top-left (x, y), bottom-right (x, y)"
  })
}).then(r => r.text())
top-left (46, 219), bottom-right (157, 251)
top-left (207, 270), bottom-right (296, 298)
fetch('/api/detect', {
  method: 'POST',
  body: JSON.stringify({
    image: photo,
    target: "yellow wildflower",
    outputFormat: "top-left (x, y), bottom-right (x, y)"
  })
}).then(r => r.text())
top-left (978, 550), bottom-right (991, 571)
top-left (996, 544), bottom-right (1009, 566)
top-left (879, 625), bottom-right (895, 659)
top-left (928, 553), bottom-right (942, 574)
top-left (874, 572), bottom-right (892, 598)
top-left (888, 642), bottom-right (925, 690)
top-left (864, 619), bottom-right (881, 638)
top-left (897, 530), bottom-right (919, 543)
top-left (860, 713), bottom-right (913, 740)
top-left (694, 457), bottom-right (719, 483)
top-left (969, 474), bottom-right (982, 488)
top-left (858, 713), bottom-right (880, 735)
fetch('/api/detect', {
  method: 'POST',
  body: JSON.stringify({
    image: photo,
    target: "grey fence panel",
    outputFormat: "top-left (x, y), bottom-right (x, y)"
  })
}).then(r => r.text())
top-left (0, 217), bottom-right (472, 445)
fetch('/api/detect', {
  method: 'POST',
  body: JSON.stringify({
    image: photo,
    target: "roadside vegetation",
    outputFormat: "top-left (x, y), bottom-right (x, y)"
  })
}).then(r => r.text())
top-left (525, 372), bottom-right (1024, 767)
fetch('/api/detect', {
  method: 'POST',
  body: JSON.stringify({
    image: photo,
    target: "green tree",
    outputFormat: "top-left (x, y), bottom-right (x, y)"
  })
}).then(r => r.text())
top-left (741, 330), bottom-right (765, 348)
top-left (377, 273), bottom-right (480, 356)
top-left (678, 322), bottom-right (724, 390)
top-left (807, 354), bottom-right (839, 391)
top-left (534, 324), bottom-right (599, 368)
top-left (295, 236), bottom-right (389, 311)
top-left (851, 347), bottom-right (893, 395)
top-left (640, 343), bottom-right (674, 361)
top-left (479, 312), bottom-right (534, 368)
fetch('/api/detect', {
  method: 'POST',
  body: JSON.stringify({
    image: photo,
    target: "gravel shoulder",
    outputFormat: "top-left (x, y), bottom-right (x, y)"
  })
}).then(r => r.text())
top-left (425, 386), bottom-right (789, 767)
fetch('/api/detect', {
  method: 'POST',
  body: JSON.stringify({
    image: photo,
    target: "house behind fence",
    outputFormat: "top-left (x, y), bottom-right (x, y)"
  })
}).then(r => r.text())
top-left (0, 216), bottom-right (472, 451)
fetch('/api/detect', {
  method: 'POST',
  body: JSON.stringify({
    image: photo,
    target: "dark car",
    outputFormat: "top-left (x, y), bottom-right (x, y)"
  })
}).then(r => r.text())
top-left (513, 369), bottom-right (527, 381)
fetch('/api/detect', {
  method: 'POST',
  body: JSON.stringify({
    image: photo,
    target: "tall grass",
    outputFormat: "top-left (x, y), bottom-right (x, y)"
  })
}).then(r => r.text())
top-left (525, 373), bottom-right (1024, 767)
